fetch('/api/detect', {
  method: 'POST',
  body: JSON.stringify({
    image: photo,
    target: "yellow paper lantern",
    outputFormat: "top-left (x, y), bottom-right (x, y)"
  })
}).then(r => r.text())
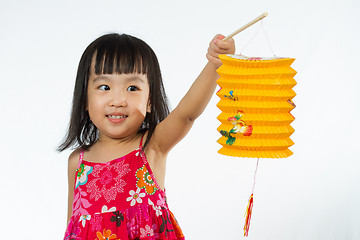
top-left (216, 54), bottom-right (296, 159)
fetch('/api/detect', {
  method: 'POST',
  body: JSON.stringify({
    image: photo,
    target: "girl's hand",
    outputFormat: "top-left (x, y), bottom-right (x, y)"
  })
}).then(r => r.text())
top-left (206, 34), bottom-right (235, 68)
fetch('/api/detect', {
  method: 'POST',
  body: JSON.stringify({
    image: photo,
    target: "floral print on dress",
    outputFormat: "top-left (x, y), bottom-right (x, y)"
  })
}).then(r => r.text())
top-left (126, 188), bottom-right (146, 206)
top-left (152, 224), bottom-right (160, 238)
top-left (65, 145), bottom-right (185, 240)
top-left (73, 188), bottom-right (92, 216)
top-left (75, 164), bottom-right (93, 189)
top-left (157, 194), bottom-right (167, 208)
top-left (79, 215), bottom-right (91, 227)
top-left (110, 211), bottom-right (124, 227)
top-left (90, 214), bottom-right (103, 232)
top-left (127, 217), bottom-right (140, 239)
top-left (64, 217), bottom-right (82, 240)
top-left (96, 229), bottom-right (117, 240)
top-left (136, 164), bottom-right (157, 195)
top-left (148, 198), bottom-right (162, 216)
top-left (159, 211), bottom-right (175, 238)
top-left (101, 205), bottom-right (116, 213)
top-left (87, 161), bottom-right (130, 202)
top-left (140, 225), bottom-right (154, 238)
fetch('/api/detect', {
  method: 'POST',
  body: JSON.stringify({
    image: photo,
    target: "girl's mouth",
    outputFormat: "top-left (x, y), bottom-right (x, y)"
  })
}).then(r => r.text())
top-left (107, 115), bottom-right (127, 119)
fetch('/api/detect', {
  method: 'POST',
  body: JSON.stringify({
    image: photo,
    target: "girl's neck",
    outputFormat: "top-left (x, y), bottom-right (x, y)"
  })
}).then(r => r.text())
top-left (84, 133), bottom-right (143, 163)
top-left (96, 132), bottom-right (141, 149)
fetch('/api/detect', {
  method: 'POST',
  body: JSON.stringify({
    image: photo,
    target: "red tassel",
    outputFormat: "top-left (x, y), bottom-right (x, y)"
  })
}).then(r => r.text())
top-left (243, 194), bottom-right (254, 237)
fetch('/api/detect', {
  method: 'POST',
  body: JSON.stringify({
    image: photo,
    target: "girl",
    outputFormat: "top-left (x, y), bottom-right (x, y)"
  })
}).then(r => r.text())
top-left (59, 33), bottom-right (235, 239)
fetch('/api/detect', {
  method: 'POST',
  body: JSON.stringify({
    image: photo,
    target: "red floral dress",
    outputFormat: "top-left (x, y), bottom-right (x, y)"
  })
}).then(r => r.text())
top-left (64, 138), bottom-right (185, 240)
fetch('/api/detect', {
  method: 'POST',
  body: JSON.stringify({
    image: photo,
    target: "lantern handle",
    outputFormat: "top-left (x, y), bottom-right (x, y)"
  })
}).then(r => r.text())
top-left (223, 12), bottom-right (268, 41)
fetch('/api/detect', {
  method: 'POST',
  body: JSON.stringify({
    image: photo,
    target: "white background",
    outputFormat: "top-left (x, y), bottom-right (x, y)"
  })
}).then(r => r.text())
top-left (1, 0), bottom-right (359, 239)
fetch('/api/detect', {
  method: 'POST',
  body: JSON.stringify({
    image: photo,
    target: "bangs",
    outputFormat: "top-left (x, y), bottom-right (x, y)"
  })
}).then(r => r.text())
top-left (92, 34), bottom-right (151, 76)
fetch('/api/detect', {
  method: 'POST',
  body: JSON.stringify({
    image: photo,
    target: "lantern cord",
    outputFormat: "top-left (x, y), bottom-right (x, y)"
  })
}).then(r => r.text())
top-left (252, 158), bottom-right (260, 193)
top-left (261, 21), bottom-right (276, 57)
top-left (239, 21), bottom-right (262, 55)
top-left (240, 20), bottom-right (277, 57)
top-left (244, 158), bottom-right (260, 237)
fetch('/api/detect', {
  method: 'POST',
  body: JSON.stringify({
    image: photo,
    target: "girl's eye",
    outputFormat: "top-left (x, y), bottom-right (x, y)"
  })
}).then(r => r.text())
top-left (127, 86), bottom-right (139, 91)
top-left (98, 85), bottom-right (110, 91)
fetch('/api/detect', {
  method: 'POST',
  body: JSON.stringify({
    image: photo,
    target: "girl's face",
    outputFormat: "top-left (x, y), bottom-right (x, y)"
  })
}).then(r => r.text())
top-left (87, 68), bottom-right (151, 141)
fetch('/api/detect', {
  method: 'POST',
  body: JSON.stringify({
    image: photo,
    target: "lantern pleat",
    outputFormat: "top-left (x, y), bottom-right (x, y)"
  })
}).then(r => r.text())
top-left (217, 125), bottom-right (294, 138)
top-left (216, 55), bottom-right (296, 159)
top-left (217, 77), bottom-right (297, 90)
top-left (217, 88), bottom-right (296, 100)
top-left (217, 101), bottom-right (294, 113)
top-left (217, 112), bottom-right (294, 126)
top-left (218, 147), bottom-right (293, 158)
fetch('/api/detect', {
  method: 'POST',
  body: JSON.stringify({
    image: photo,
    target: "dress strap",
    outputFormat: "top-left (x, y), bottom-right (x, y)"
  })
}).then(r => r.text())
top-left (77, 149), bottom-right (85, 169)
top-left (139, 134), bottom-right (145, 149)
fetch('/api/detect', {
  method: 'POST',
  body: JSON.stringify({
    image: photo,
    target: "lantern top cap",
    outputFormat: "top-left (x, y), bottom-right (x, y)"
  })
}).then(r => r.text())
top-left (227, 54), bottom-right (291, 61)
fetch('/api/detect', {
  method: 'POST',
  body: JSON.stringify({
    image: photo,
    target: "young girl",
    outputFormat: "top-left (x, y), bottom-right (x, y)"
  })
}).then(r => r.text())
top-left (59, 33), bottom-right (235, 240)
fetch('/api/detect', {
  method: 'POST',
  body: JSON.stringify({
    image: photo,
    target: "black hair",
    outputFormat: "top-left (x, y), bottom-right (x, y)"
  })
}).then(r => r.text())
top-left (58, 33), bottom-right (170, 151)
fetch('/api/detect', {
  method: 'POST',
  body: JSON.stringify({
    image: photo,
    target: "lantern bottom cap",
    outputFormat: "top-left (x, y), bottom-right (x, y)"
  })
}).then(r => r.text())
top-left (218, 148), bottom-right (293, 158)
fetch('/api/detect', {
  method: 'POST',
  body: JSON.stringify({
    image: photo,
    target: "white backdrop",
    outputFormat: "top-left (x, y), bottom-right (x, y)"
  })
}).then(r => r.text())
top-left (1, 0), bottom-right (359, 239)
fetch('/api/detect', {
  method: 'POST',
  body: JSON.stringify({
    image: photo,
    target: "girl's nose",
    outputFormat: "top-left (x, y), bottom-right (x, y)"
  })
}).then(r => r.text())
top-left (110, 93), bottom-right (127, 107)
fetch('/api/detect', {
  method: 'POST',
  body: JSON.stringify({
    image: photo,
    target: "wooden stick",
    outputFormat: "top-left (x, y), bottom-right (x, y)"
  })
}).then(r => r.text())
top-left (223, 12), bottom-right (268, 41)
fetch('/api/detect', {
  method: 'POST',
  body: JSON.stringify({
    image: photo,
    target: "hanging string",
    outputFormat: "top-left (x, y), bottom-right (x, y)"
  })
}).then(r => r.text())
top-left (244, 158), bottom-right (260, 237)
top-left (252, 158), bottom-right (260, 193)
top-left (261, 21), bottom-right (276, 57)
top-left (240, 20), bottom-right (276, 57)
top-left (239, 21), bottom-right (262, 55)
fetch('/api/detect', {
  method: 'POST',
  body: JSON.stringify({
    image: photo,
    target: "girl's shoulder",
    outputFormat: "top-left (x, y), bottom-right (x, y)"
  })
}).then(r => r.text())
top-left (68, 148), bottom-right (83, 171)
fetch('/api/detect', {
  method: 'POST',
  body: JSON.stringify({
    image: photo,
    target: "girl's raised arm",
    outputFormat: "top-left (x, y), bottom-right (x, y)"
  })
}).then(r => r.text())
top-left (150, 35), bottom-right (235, 155)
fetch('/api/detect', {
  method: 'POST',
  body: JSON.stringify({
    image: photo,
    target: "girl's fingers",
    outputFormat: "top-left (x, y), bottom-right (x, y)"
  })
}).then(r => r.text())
top-left (206, 53), bottom-right (222, 68)
top-left (209, 41), bottom-right (228, 54)
top-left (207, 47), bottom-right (227, 58)
top-left (216, 38), bottom-right (235, 51)
top-left (207, 34), bottom-right (236, 67)
top-left (211, 35), bottom-right (235, 53)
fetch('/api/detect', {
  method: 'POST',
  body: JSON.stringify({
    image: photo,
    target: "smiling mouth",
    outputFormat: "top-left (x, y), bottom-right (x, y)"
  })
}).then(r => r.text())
top-left (107, 115), bottom-right (127, 119)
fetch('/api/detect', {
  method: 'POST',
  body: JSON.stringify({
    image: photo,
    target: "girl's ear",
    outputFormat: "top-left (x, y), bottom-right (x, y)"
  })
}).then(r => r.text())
top-left (147, 99), bottom-right (151, 113)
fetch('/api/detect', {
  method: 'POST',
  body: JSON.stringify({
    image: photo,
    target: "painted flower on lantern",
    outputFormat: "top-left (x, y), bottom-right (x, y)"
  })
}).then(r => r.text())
top-left (247, 57), bottom-right (263, 60)
top-left (220, 110), bottom-right (253, 145)
top-left (228, 119), bottom-right (253, 136)
top-left (136, 165), bottom-right (157, 195)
